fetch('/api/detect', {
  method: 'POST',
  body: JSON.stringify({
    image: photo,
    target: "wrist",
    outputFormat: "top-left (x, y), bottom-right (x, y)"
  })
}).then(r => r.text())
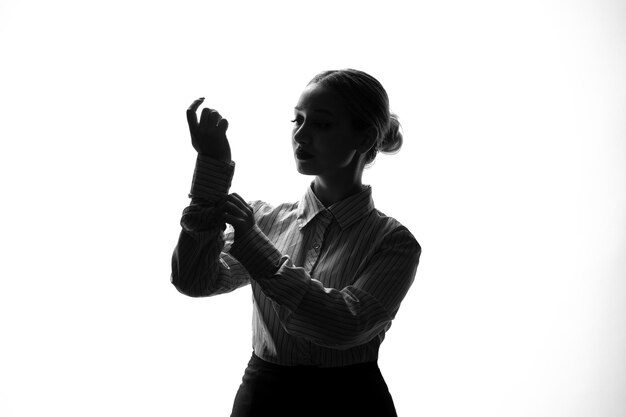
top-left (198, 152), bottom-right (231, 163)
top-left (189, 155), bottom-right (235, 203)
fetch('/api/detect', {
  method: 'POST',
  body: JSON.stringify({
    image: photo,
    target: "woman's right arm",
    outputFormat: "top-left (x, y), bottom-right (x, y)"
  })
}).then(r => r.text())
top-left (170, 99), bottom-right (251, 297)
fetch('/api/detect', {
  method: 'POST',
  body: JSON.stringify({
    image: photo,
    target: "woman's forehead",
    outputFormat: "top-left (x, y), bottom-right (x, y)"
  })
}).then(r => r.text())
top-left (295, 84), bottom-right (347, 116)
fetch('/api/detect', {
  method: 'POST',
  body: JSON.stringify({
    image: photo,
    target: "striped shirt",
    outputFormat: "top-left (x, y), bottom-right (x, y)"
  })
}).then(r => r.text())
top-left (171, 155), bottom-right (421, 367)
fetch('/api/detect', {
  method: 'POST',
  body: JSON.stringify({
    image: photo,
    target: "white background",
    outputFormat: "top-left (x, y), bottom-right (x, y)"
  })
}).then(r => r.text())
top-left (1, 0), bottom-right (624, 416)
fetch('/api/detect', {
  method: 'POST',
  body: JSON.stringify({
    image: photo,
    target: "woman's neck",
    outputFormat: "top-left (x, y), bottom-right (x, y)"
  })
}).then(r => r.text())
top-left (312, 174), bottom-right (364, 207)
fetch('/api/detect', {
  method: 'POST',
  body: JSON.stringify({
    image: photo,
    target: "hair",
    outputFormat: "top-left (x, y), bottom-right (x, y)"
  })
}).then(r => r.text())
top-left (307, 68), bottom-right (403, 166)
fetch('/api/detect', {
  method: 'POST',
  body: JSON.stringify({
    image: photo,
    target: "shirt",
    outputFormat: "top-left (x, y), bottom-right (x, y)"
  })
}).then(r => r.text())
top-left (171, 154), bottom-right (421, 367)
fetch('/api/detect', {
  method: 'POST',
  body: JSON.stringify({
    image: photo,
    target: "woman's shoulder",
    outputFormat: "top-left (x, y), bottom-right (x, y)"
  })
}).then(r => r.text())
top-left (370, 208), bottom-right (420, 250)
top-left (370, 207), bottom-right (408, 230)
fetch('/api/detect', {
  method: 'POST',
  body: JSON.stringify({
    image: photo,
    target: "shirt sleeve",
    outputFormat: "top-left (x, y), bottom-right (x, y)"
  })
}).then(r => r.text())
top-left (229, 224), bottom-right (421, 350)
top-left (170, 154), bottom-right (252, 297)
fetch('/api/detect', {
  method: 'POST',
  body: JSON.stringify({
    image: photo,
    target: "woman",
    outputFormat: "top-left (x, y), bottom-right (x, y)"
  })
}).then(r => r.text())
top-left (172, 69), bottom-right (421, 417)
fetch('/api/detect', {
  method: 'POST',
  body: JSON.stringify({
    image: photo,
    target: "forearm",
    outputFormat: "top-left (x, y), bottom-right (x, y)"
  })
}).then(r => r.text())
top-left (170, 154), bottom-right (249, 296)
top-left (268, 269), bottom-right (395, 349)
top-left (171, 225), bottom-right (242, 297)
top-left (230, 225), bottom-right (420, 349)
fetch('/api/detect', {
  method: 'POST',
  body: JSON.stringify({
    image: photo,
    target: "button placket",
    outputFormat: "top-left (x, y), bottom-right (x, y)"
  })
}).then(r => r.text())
top-left (303, 211), bottom-right (332, 273)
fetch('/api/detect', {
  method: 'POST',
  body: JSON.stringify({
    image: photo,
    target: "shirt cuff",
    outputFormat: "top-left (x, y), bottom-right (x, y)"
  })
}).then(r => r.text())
top-left (189, 154), bottom-right (235, 203)
top-left (229, 224), bottom-right (284, 279)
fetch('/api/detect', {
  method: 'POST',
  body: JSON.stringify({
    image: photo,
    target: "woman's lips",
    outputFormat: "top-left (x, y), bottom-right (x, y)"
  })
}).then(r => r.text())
top-left (295, 148), bottom-right (314, 160)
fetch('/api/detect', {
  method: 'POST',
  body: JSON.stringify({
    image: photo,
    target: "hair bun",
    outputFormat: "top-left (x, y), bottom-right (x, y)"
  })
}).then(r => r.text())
top-left (379, 112), bottom-right (403, 155)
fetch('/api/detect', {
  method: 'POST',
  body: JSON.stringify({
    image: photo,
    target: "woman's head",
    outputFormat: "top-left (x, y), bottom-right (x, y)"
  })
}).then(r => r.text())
top-left (306, 69), bottom-right (403, 166)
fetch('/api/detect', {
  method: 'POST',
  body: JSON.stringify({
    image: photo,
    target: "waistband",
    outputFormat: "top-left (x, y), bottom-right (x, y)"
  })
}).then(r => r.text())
top-left (250, 352), bottom-right (380, 374)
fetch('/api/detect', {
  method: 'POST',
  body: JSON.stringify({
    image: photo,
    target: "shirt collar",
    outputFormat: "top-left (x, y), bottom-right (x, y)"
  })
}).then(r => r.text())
top-left (296, 183), bottom-right (375, 230)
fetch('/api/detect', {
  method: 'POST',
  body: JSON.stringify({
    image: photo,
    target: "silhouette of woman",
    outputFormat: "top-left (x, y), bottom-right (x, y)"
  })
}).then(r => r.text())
top-left (172, 69), bottom-right (421, 417)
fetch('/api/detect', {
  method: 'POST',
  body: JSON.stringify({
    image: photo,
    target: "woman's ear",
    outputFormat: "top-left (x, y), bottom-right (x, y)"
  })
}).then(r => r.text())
top-left (356, 126), bottom-right (377, 155)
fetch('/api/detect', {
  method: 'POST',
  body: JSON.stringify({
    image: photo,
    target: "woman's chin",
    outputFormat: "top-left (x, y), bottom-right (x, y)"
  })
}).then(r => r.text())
top-left (295, 161), bottom-right (317, 176)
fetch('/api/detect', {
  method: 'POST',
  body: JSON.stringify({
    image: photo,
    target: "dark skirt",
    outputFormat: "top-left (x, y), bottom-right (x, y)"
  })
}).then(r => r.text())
top-left (231, 353), bottom-right (398, 417)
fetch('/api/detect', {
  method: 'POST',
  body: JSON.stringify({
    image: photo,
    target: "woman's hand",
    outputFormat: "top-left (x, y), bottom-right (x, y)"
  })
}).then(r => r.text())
top-left (223, 193), bottom-right (255, 240)
top-left (186, 97), bottom-right (231, 162)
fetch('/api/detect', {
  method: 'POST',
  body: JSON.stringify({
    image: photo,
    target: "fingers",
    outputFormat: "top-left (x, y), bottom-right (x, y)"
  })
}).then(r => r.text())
top-left (222, 194), bottom-right (255, 238)
top-left (186, 97), bottom-right (205, 130)
top-left (223, 200), bottom-right (250, 219)
top-left (223, 194), bottom-right (252, 222)
top-left (222, 203), bottom-right (247, 232)
top-left (222, 212), bottom-right (243, 227)
top-left (223, 201), bottom-right (244, 217)
top-left (199, 108), bottom-right (222, 134)
top-left (227, 193), bottom-right (251, 212)
top-left (217, 117), bottom-right (229, 135)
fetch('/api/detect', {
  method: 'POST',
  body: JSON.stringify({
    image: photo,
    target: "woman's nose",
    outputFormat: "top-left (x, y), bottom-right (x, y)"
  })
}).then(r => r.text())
top-left (293, 123), bottom-right (309, 145)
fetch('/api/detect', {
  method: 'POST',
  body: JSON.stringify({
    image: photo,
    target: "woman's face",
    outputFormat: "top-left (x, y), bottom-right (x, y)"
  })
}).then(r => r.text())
top-left (292, 83), bottom-right (366, 177)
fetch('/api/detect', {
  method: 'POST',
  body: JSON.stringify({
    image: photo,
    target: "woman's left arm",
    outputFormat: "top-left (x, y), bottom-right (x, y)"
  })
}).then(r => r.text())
top-left (224, 196), bottom-right (421, 349)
